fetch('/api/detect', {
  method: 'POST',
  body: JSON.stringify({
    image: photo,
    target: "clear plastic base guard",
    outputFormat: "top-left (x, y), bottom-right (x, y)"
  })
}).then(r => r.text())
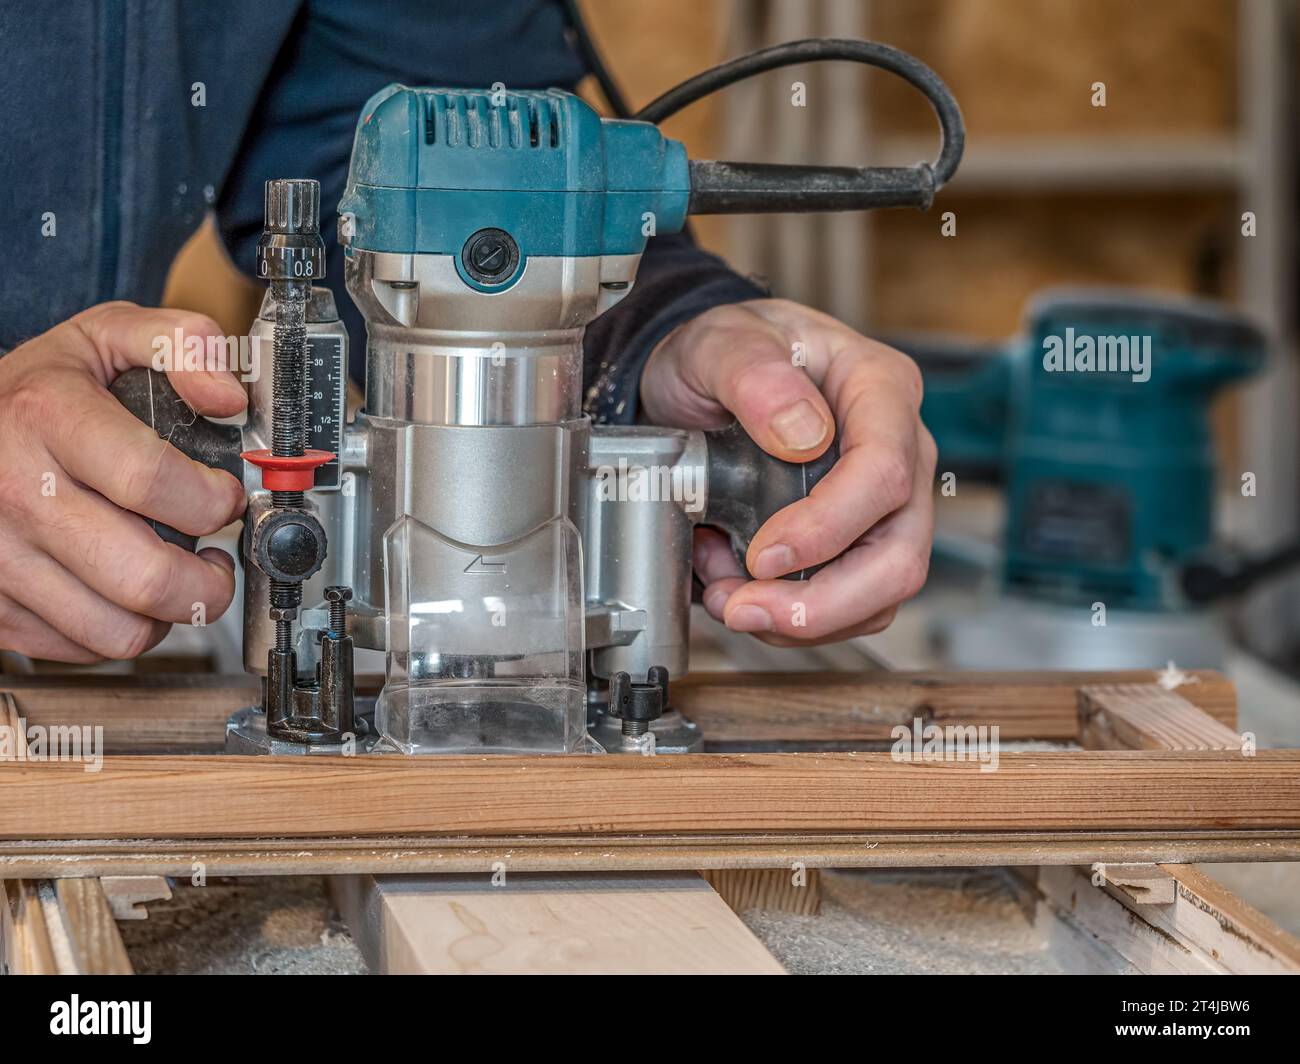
top-left (375, 680), bottom-right (599, 754)
top-left (376, 514), bottom-right (600, 754)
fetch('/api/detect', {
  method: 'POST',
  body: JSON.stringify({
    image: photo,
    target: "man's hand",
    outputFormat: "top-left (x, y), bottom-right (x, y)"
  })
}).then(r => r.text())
top-left (0, 302), bottom-right (247, 662)
top-left (641, 298), bottom-right (935, 645)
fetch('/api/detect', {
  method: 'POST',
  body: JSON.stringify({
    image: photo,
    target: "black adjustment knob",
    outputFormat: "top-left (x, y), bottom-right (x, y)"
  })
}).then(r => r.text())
top-left (609, 667), bottom-right (669, 738)
top-left (461, 227), bottom-right (519, 284)
top-left (257, 179), bottom-right (326, 282)
top-left (253, 510), bottom-right (327, 582)
top-left (264, 179), bottom-right (320, 235)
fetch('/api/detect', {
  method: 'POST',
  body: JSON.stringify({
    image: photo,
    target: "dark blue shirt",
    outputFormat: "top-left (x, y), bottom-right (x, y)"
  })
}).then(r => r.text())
top-left (1, 0), bottom-right (761, 420)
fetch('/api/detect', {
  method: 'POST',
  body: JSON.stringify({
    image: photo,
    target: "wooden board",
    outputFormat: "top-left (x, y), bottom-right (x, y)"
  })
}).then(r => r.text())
top-left (99, 876), bottom-right (172, 921)
top-left (1156, 864), bottom-right (1300, 974)
top-left (1, 750), bottom-right (1296, 840)
top-left (675, 669), bottom-right (1236, 743)
top-left (3, 691), bottom-right (133, 973)
top-left (2, 879), bottom-right (59, 975)
top-left (1096, 863), bottom-right (1175, 905)
top-left (1, 673), bottom-right (256, 753)
top-left (5, 829), bottom-right (1299, 880)
top-left (333, 872), bottom-right (784, 975)
top-left (702, 868), bottom-right (821, 915)
top-left (1034, 863), bottom-right (1300, 975)
top-left (54, 879), bottom-right (132, 975)
top-left (1035, 865), bottom-right (1221, 975)
top-left (0, 668), bottom-right (1236, 752)
top-left (1078, 684), bottom-right (1244, 751)
top-left (0, 877), bottom-right (132, 975)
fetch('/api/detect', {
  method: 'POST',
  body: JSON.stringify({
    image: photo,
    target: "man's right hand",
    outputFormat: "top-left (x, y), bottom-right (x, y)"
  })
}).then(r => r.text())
top-left (0, 302), bottom-right (247, 662)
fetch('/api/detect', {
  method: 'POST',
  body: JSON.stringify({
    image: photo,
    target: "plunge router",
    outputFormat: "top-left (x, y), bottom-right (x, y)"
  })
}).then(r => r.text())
top-left (114, 39), bottom-right (964, 754)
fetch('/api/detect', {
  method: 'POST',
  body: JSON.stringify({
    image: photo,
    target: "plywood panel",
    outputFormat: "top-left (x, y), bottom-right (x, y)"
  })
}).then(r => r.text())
top-left (872, 192), bottom-right (1237, 338)
top-left (870, 0), bottom-right (1237, 137)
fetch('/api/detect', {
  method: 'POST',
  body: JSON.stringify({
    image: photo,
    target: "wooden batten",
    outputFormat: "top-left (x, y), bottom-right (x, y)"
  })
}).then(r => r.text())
top-left (1, 750), bottom-right (1296, 841)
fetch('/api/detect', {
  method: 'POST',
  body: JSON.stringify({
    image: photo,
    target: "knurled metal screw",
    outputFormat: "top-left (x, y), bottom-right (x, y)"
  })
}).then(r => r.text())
top-left (324, 585), bottom-right (352, 633)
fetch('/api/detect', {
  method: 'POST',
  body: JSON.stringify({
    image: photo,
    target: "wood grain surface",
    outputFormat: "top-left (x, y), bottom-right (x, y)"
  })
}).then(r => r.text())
top-left (1, 749), bottom-right (1293, 840)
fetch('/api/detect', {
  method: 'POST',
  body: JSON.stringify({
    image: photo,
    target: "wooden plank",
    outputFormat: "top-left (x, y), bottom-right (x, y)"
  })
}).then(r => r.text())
top-left (1030, 880), bottom-right (1136, 974)
top-left (333, 872), bottom-right (785, 974)
top-left (54, 879), bottom-right (133, 975)
top-left (1073, 687), bottom-right (1300, 971)
top-left (1, 694), bottom-right (62, 974)
top-left (703, 868), bottom-right (821, 915)
top-left (1155, 864), bottom-right (1300, 974)
top-left (1, 669), bottom-right (1236, 751)
top-left (2, 691), bottom-right (133, 974)
top-left (1, 750), bottom-right (1296, 839)
top-left (1, 879), bottom-right (60, 975)
top-left (1035, 865), bottom-right (1223, 975)
top-left (0, 878), bottom-right (133, 975)
top-left (99, 876), bottom-right (172, 921)
top-left (1078, 685), bottom-right (1244, 751)
top-left (0, 673), bottom-right (256, 753)
top-left (678, 669), bottom-right (1236, 744)
top-left (2, 690), bottom-right (132, 973)
top-left (1017, 864), bottom-right (1136, 975)
top-left (880, 135), bottom-right (1244, 192)
top-left (5, 830), bottom-right (1298, 879)
top-left (0, 878), bottom-right (14, 972)
top-left (1035, 863), bottom-right (1300, 975)
top-left (1098, 864), bottom-right (1176, 905)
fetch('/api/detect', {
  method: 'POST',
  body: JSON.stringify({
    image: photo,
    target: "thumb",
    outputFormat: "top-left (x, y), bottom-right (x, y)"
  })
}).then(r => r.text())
top-left (694, 323), bottom-right (834, 462)
top-left (72, 302), bottom-right (248, 419)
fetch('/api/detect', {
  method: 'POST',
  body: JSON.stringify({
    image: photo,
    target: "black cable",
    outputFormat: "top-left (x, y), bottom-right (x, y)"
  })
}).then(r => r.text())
top-left (635, 38), bottom-right (965, 214)
top-left (560, 0), bottom-right (633, 119)
top-left (556, 16), bottom-right (966, 215)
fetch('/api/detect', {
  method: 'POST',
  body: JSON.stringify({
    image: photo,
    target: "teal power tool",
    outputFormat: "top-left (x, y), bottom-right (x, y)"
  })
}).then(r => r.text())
top-left (909, 288), bottom-right (1267, 668)
top-left (114, 39), bottom-right (965, 755)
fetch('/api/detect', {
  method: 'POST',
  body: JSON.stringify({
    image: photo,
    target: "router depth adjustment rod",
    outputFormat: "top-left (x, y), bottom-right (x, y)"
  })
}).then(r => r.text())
top-left (242, 179), bottom-right (350, 743)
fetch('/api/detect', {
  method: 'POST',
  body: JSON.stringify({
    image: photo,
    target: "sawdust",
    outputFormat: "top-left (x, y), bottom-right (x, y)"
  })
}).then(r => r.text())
top-left (118, 875), bottom-right (367, 975)
top-left (741, 868), bottom-right (1065, 975)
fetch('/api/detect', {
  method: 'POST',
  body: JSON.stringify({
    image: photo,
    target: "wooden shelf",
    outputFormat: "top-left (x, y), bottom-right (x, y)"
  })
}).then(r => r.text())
top-left (880, 134), bottom-right (1247, 193)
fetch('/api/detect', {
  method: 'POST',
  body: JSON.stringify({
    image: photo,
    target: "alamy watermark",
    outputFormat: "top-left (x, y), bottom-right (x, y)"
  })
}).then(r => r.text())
top-left (0, 716), bottom-right (103, 772)
top-left (1042, 328), bottom-right (1151, 383)
top-left (593, 458), bottom-right (704, 513)
top-left (151, 328), bottom-right (265, 383)
top-left (891, 716), bottom-right (1000, 772)
top-left (50, 996), bottom-right (151, 1044)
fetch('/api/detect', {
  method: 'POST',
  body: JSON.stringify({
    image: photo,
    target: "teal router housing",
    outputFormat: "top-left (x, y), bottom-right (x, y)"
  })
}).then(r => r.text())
top-left (339, 85), bottom-right (690, 268)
